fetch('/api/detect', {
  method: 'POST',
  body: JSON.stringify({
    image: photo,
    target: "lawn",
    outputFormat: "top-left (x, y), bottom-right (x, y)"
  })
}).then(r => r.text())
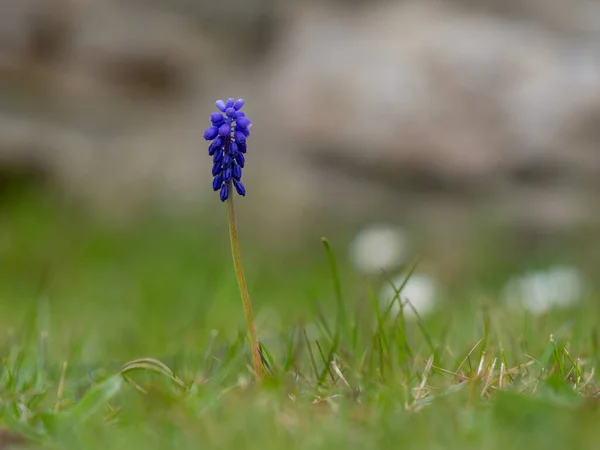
top-left (0, 190), bottom-right (599, 449)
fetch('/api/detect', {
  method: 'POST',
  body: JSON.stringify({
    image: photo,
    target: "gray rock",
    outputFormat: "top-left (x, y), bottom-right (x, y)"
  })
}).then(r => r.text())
top-left (0, 0), bottom-right (598, 238)
top-left (264, 1), bottom-right (600, 229)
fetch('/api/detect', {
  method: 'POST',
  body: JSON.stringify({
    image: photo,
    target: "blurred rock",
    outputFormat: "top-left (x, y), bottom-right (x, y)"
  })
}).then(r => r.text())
top-left (266, 1), bottom-right (600, 230)
top-left (0, 0), bottom-right (246, 216)
top-left (0, 0), bottom-right (598, 241)
top-left (0, 0), bottom-right (73, 63)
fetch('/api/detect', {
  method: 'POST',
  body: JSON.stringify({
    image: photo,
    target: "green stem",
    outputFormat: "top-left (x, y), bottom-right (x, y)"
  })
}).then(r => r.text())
top-left (227, 190), bottom-right (262, 380)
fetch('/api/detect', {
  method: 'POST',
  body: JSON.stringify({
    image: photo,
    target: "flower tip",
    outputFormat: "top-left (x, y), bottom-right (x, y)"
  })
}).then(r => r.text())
top-left (233, 98), bottom-right (245, 110)
top-left (225, 107), bottom-right (236, 118)
top-left (226, 98), bottom-right (235, 108)
top-left (216, 100), bottom-right (226, 112)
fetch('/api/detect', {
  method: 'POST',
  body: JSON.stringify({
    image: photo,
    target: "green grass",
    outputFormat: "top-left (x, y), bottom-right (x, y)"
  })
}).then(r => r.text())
top-left (0, 191), bottom-right (599, 449)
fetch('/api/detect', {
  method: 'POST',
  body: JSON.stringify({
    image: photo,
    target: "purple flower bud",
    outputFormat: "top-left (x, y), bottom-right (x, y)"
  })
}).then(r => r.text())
top-left (208, 141), bottom-right (218, 156)
top-left (233, 180), bottom-right (246, 196)
top-left (212, 161), bottom-right (221, 176)
top-left (234, 131), bottom-right (246, 145)
top-left (212, 174), bottom-right (222, 191)
top-left (213, 136), bottom-right (223, 147)
top-left (233, 111), bottom-right (245, 119)
top-left (210, 112), bottom-right (224, 124)
top-left (220, 184), bottom-right (229, 202)
top-left (241, 128), bottom-right (251, 137)
top-left (225, 107), bottom-right (235, 118)
top-left (229, 142), bottom-right (239, 156)
top-left (216, 100), bottom-right (226, 112)
top-left (236, 117), bottom-right (251, 130)
top-left (233, 99), bottom-right (245, 110)
top-left (238, 143), bottom-right (247, 154)
top-left (226, 98), bottom-right (235, 108)
top-left (218, 124), bottom-right (231, 136)
top-left (233, 163), bottom-right (242, 180)
top-left (222, 153), bottom-right (231, 167)
top-left (236, 152), bottom-right (245, 167)
top-left (203, 126), bottom-right (219, 140)
top-left (213, 149), bottom-right (223, 163)
top-left (223, 167), bottom-right (232, 183)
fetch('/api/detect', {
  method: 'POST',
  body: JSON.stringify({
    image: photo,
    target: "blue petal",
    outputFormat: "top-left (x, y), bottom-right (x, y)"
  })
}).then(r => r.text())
top-left (208, 141), bottom-right (218, 156)
top-left (236, 117), bottom-right (251, 130)
top-left (216, 100), bottom-right (226, 112)
top-left (212, 161), bottom-right (221, 176)
top-left (213, 149), bottom-right (223, 163)
top-left (233, 163), bottom-right (242, 180)
top-left (230, 142), bottom-right (239, 156)
top-left (223, 167), bottom-right (232, 183)
top-left (234, 131), bottom-right (246, 145)
top-left (222, 153), bottom-right (231, 167)
top-left (239, 143), bottom-right (247, 154)
top-left (226, 98), bottom-right (235, 108)
top-left (212, 174), bottom-right (222, 191)
top-left (210, 112), bottom-right (224, 124)
top-left (220, 184), bottom-right (229, 202)
top-left (218, 124), bottom-right (231, 136)
top-left (203, 126), bottom-right (219, 140)
top-left (236, 152), bottom-right (245, 167)
top-left (233, 99), bottom-right (245, 111)
top-left (233, 180), bottom-right (246, 196)
top-left (225, 107), bottom-right (235, 118)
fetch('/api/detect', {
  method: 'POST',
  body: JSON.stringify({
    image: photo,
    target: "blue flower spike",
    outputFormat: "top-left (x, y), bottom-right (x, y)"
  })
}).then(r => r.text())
top-left (204, 97), bottom-right (261, 381)
top-left (203, 98), bottom-right (251, 201)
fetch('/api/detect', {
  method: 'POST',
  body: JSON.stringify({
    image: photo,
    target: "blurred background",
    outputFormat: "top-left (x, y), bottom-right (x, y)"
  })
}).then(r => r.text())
top-left (0, 0), bottom-right (598, 359)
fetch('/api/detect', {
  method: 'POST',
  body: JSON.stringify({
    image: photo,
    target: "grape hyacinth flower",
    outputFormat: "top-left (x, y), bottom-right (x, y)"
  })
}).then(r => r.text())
top-left (204, 98), bottom-right (250, 202)
top-left (203, 98), bottom-right (262, 380)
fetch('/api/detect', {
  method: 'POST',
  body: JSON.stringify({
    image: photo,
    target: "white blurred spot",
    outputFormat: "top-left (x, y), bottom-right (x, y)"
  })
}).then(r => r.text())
top-left (379, 273), bottom-right (439, 320)
top-left (501, 265), bottom-right (585, 315)
top-left (349, 224), bottom-right (409, 275)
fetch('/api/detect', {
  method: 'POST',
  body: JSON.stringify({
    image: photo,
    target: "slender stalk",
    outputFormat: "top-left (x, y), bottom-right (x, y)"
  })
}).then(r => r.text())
top-left (227, 190), bottom-right (262, 380)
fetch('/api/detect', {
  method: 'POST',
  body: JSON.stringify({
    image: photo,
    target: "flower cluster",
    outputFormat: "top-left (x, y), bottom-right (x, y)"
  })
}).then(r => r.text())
top-left (203, 98), bottom-right (251, 201)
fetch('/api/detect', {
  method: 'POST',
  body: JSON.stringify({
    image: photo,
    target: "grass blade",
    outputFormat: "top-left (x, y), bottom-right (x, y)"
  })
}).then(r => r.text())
top-left (63, 375), bottom-right (122, 428)
top-left (321, 237), bottom-right (345, 335)
top-left (303, 328), bottom-right (319, 381)
top-left (121, 358), bottom-right (188, 390)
